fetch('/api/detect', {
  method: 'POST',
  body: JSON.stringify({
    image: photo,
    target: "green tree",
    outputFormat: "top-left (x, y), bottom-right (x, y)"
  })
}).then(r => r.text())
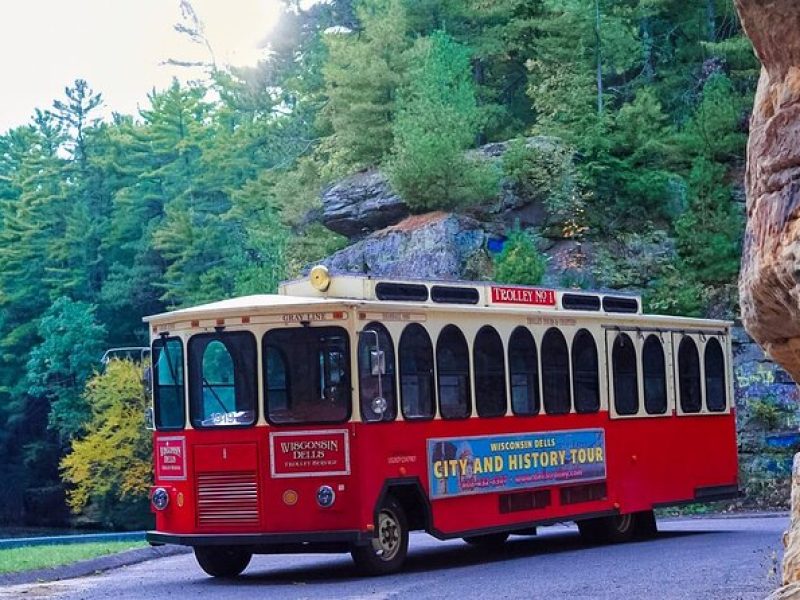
top-left (320, 0), bottom-right (411, 172)
top-left (60, 360), bottom-right (152, 529)
top-left (26, 297), bottom-right (107, 440)
top-left (493, 228), bottom-right (547, 286)
top-left (388, 31), bottom-right (499, 212)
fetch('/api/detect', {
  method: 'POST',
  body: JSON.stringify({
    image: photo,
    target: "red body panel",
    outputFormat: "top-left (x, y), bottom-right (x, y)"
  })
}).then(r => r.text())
top-left (152, 410), bottom-right (738, 538)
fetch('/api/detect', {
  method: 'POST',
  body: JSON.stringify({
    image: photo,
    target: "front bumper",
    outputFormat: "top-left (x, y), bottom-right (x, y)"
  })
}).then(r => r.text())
top-left (147, 530), bottom-right (372, 554)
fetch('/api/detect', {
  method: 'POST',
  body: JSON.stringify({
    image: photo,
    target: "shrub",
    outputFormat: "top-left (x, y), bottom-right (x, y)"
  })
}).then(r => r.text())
top-left (493, 229), bottom-right (547, 286)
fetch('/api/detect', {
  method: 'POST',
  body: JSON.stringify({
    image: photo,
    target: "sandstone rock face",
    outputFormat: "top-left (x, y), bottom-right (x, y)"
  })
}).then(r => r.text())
top-left (319, 212), bottom-right (485, 280)
top-left (737, 0), bottom-right (800, 383)
top-left (735, 1), bottom-right (800, 595)
top-left (321, 169), bottom-right (409, 238)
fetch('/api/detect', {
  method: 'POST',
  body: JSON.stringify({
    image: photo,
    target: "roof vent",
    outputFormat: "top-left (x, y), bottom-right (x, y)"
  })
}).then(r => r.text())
top-left (375, 282), bottom-right (429, 302)
top-left (602, 296), bottom-right (639, 314)
top-left (561, 293), bottom-right (601, 311)
top-left (431, 285), bottom-right (480, 305)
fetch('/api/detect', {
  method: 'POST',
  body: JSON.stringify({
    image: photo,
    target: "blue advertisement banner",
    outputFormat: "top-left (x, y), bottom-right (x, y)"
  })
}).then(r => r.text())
top-left (427, 429), bottom-right (606, 499)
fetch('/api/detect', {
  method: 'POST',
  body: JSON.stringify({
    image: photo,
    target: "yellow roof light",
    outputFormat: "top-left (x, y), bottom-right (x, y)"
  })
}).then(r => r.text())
top-left (310, 265), bottom-right (332, 292)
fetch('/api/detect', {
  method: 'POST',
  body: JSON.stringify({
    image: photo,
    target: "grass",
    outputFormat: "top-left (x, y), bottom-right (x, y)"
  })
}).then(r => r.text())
top-left (0, 540), bottom-right (148, 574)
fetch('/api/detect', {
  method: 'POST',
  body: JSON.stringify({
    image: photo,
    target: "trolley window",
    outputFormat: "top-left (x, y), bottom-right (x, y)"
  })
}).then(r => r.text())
top-left (678, 336), bottom-right (702, 414)
top-left (643, 335), bottom-right (667, 414)
top-left (188, 332), bottom-right (257, 428)
top-left (152, 337), bottom-right (185, 430)
top-left (542, 328), bottom-right (570, 415)
top-left (264, 327), bottom-right (351, 424)
top-left (437, 325), bottom-right (471, 419)
top-left (705, 338), bottom-right (727, 412)
top-left (612, 333), bottom-right (638, 415)
top-left (474, 326), bottom-right (507, 417)
top-left (358, 322), bottom-right (397, 422)
top-left (399, 324), bottom-right (436, 420)
top-left (572, 329), bottom-right (599, 413)
top-left (509, 327), bottom-right (539, 416)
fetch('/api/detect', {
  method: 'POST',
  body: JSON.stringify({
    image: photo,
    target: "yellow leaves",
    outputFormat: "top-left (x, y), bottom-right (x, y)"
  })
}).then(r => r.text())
top-left (60, 360), bottom-right (152, 514)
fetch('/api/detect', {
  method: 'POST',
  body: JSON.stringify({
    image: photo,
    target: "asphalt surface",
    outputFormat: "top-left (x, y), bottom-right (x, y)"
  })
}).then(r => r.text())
top-left (0, 515), bottom-right (786, 600)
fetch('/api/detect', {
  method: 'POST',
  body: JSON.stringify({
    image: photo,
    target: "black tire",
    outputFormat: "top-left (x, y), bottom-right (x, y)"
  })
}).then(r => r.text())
top-left (351, 496), bottom-right (409, 575)
top-left (463, 532), bottom-right (510, 548)
top-left (578, 513), bottom-right (636, 544)
top-left (603, 513), bottom-right (636, 543)
top-left (634, 509), bottom-right (658, 539)
top-left (194, 546), bottom-right (252, 578)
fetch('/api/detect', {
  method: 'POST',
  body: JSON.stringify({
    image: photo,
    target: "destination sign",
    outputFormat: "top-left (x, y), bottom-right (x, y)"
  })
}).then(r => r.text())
top-left (490, 286), bottom-right (556, 306)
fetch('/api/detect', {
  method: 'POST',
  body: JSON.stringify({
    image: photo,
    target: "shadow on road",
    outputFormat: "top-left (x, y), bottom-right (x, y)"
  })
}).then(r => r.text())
top-left (201, 528), bottom-right (720, 587)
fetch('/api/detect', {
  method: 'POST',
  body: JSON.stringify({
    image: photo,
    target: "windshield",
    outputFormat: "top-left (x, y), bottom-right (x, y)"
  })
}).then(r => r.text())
top-left (152, 337), bottom-right (185, 430)
top-left (264, 327), bottom-right (351, 424)
top-left (188, 331), bottom-right (257, 428)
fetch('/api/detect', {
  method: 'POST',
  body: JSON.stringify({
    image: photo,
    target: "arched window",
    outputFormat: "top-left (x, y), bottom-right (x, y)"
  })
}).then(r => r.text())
top-left (705, 338), bottom-right (726, 412)
top-left (612, 333), bottom-right (638, 415)
top-left (474, 326), bottom-right (507, 417)
top-left (436, 325), bottom-right (471, 419)
top-left (358, 322), bottom-right (397, 422)
top-left (643, 335), bottom-right (667, 415)
top-left (508, 327), bottom-right (539, 416)
top-left (189, 332), bottom-right (257, 428)
top-left (572, 329), bottom-right (599, 414)
top-left (399, 324), bottom-right (435, 419)
top-left (542, 328), bottom-right (570, 415)
top-left (678, 336), bottom-right (702, 413)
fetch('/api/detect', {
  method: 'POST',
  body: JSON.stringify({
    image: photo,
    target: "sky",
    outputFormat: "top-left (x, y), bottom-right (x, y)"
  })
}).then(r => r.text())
top-left (0, 0), bottom-right (285, 133)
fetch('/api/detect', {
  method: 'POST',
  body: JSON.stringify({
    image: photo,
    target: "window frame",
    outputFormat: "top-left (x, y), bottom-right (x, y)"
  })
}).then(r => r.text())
top-left (399, 323), bottom-right (436, 421)
top-left (572, 328), bottom-right (600, 414)
top-left (436, 324), bottom-right (472, 420)
top-left (642, 334), bottom-right (668, 416)
top-left (703, 336), bottom-right (727, 413)
top-left (473, 325), bottom-right (508, 418)
top-left (541, 327), bottom-right (571, 415)
top-left (262, 326), bottom-right (352, 426)
top-left (188, 330), bottom-right (258, 430)
top-left (676, 334), bottom-right (703, 415)
top-left (610, 332), bottom-right (639, 417)
top-left (358, 322), bottom-right (398, 423)
top-left (152, 335), bottom-right (186, 431)
top-left (508, 326), bottom-right (540, 417)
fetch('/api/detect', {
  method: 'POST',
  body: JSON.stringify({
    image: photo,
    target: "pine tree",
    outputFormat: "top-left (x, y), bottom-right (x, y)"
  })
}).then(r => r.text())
top-left (388, 31), bottom-right (499, 211)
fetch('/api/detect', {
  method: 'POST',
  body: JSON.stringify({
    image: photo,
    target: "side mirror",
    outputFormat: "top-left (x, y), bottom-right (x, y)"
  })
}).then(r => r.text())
top-left (144, 407), bottom-right (155, 431)
top-left (142, 366), bottom-right (153, 396)
top-left (370, 350), bottom-right (386, 376)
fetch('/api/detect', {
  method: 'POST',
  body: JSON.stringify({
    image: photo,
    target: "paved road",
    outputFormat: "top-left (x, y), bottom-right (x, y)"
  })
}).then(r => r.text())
top-left (0, 516), bottom-right (785, 600)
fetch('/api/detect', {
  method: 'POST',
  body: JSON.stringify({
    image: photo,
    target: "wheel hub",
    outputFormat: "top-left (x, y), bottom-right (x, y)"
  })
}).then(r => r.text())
top-left (373, 510), bottom-right (400, 560)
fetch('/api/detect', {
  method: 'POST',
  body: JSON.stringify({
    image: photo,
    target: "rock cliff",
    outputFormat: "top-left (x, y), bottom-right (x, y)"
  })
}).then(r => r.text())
top-left (736, 0), bottom-right (800, 383)
top-left (735, 0), bottom-right (800, 595)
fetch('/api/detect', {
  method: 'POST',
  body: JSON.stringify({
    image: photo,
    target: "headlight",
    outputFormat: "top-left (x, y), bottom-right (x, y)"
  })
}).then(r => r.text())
top-left (316, 485), bottom-right (335, 508)
top-left (151, 487), bottom-right (169, 511)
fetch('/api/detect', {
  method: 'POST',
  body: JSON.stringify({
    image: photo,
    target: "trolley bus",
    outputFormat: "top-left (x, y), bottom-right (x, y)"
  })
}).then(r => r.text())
top-left (144, 267), bottom-right (738, 576)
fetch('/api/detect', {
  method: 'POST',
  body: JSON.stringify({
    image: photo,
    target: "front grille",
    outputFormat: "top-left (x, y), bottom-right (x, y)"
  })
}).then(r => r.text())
top-left (196, 471), bottom-right (259, 527)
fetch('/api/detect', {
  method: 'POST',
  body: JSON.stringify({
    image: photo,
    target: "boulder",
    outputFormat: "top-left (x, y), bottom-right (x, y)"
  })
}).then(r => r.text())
top-left (321, 169), bottom-right (409, 238)
top-left (319, 212), bottom-right (486, 280)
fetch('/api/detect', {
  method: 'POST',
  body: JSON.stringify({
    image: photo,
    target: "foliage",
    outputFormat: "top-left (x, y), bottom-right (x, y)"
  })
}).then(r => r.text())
top-left (26, 297), bottom-right (107, 441)
top-left (493, 229), bottom-right (547, 286)
top-left (387, 31), bottom-right (500, 212)
top-left (643, 265), bottom-right (707, 317)
top-left (60, 360), bottom-right (152, 528)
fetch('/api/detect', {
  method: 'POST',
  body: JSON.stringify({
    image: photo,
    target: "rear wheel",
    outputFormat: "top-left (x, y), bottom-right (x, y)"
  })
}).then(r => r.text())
top-left (578, 513), bottom-right (636, 544)
top-left (351, 496), bottom-right (409, 575)
top-left (463, 532), bottom-right (509, 548)
top-left (634, 509), bottom-right (658, 538)
top-left (194, 546), bottom-right (252, 578)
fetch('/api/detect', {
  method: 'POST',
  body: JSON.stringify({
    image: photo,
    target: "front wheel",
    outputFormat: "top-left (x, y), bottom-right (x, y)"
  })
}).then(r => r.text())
top-left (194, 546), bottom-right (252, 578)
top-left (351, 496), bottom-right (409, 575)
